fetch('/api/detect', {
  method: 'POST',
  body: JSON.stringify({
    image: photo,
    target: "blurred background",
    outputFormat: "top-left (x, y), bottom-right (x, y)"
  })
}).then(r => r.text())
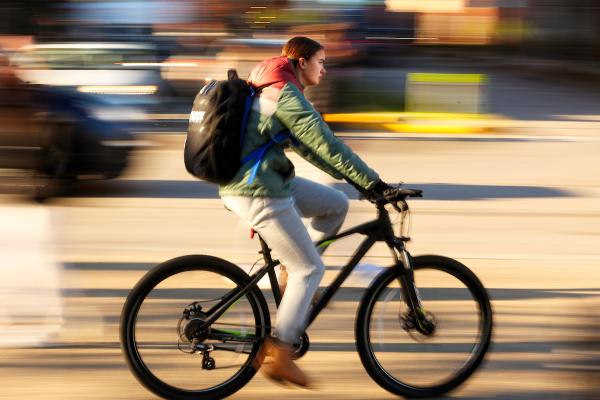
top-left (0, 0), bottom-right (599, 399)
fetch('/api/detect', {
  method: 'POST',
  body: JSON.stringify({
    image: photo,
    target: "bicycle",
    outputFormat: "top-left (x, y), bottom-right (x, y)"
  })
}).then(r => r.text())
top-left (120, 187), bottom-right (493, 399)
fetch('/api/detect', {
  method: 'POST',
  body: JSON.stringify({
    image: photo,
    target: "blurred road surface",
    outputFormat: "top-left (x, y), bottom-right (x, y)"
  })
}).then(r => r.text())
top-left (1, 131), bottom-right (599, 399)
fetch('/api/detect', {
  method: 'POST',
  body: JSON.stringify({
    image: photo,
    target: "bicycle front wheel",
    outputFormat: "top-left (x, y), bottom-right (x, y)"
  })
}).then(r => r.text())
top-left (120, 255), bottom-right (270, 400)
top-left (356, 255), bottom-right (493, 398)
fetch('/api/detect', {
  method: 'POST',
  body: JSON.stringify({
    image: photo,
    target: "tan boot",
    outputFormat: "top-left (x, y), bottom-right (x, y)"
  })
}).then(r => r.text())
top-left (261, 338), bottom-right (312, 388)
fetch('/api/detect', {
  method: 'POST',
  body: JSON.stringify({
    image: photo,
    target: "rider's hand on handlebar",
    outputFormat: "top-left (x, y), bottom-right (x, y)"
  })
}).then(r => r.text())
top-left (372, 180), bottom-right (394, 196)
top-left (383, 187), bottom-right (423, 201)
top-left (362, 180), bottom-right (423, 204)
top-left (362, 180), bottom-right (392, 202)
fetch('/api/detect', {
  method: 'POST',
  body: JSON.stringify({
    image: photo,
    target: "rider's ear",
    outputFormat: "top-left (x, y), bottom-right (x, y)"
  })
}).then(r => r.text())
top-left (298, 57), bottom-right (307, 69)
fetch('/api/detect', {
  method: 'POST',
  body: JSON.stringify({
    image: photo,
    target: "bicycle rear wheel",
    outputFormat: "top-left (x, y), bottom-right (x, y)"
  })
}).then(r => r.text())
top-left (356, 255), bottom-right (493, 398)
top-left (120, 255), bottom-right (270, 400)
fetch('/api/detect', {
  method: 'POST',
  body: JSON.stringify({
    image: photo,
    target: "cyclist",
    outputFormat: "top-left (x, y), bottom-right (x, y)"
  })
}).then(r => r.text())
top-left (220, 36), bottom-right (391, 387)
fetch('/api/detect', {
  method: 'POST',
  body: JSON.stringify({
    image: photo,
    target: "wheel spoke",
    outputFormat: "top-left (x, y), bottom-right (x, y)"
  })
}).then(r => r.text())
top-left (357, 256), bottom-right (492, 398)
top-left (120, 256), bottom-right (269, 399)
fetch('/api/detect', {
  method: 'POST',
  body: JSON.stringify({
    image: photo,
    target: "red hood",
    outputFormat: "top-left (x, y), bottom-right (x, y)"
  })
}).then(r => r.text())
top-left (248, 56), bottom-right (303, 92)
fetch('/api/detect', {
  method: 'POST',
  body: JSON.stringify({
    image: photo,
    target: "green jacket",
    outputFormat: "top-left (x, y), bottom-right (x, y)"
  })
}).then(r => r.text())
top-left (219, 56), bottom-right (379, 198)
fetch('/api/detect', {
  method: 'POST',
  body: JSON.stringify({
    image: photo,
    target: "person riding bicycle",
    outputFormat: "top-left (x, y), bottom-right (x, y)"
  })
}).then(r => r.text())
top-left (220, 36), bottom-right (392, 387)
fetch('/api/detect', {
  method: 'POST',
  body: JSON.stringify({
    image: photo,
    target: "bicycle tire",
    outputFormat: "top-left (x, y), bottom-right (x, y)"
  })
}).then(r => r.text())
top-left (120, 255), bottom-right (271, 400)
top-left (356, 255), bottom-right (493, 398)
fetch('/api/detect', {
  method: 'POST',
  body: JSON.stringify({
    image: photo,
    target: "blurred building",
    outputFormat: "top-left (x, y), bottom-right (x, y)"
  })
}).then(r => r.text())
top-left (2, 1), bottom-right (598, 60)
top-left (382, 0), bottom-right (599, 63)
top-left (0, 0), bottom-right (40, 35)
top-left (523, 0), bottom-right (599, 60)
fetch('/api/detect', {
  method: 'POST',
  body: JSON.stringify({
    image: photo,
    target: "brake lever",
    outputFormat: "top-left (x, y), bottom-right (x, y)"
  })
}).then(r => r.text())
top-left (390, 199), bottom-right (408, 212)
top-left (358, 193), bottom-right (380, 204)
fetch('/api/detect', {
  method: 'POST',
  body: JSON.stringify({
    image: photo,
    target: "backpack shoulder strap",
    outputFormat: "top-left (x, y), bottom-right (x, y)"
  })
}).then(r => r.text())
top-left (239, 85), bottom-right (257, 147)
top-left (242, 130), bottom-right (294, 184)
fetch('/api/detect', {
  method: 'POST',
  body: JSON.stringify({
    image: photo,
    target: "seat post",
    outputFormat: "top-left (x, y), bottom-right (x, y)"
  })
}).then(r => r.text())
top-left (257, 233), bottom-right (273, 263)
top-left (256, 233), bottom-right (284, 305)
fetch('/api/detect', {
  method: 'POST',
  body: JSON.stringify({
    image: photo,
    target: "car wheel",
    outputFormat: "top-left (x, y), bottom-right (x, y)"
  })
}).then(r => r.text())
top-left (32, 116), bottom-right (77, 201)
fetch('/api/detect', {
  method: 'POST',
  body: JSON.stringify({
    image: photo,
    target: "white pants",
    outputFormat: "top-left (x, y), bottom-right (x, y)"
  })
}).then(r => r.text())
top-left (222, 177), bottom-right (349, 343)
top-left (0, 204), bottom-right (63, 347)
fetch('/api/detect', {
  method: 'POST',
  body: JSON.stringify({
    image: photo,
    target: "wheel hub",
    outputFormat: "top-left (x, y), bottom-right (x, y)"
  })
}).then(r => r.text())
top-left (182, 318), bottom-right (210, 342)
top-left (400, 310), bottom-right (437, 337)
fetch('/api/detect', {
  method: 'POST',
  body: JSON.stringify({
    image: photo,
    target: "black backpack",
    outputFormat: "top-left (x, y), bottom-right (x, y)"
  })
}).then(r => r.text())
top-left (184, 70), bottom-right (255, 184)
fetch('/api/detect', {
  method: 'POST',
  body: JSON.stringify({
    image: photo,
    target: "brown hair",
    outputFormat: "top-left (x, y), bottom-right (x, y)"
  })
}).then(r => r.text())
top-left (281, 37), bottom-right (323, 62)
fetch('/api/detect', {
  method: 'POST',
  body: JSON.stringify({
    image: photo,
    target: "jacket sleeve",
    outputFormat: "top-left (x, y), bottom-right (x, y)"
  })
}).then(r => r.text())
top-left (291, 143), bottom-right (345, 179)
top-left (275, 83), bottom-right (380, 190)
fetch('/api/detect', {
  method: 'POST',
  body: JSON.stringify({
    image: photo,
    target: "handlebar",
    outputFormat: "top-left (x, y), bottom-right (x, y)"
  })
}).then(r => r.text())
top-left (381, 187), bottom-right (422, 213)
top-left (360, 186), bottom-right (423, 213)
top-left (382, 187), bottom-right (423, 201)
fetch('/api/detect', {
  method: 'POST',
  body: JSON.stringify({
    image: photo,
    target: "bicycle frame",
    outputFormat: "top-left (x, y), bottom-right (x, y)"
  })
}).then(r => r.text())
top-left (201, 202), bottom-right (422, 332)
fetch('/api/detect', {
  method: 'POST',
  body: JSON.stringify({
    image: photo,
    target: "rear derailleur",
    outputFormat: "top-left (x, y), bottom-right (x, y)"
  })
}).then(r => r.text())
top-left (177, 302), bottom-right (216, 370)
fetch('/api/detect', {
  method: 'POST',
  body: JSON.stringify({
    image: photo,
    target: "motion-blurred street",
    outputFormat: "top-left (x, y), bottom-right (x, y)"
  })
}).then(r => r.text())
top-left (1, 127), bottom-right (599, 399)
top-left (2, 1), bottom-right (600, 398)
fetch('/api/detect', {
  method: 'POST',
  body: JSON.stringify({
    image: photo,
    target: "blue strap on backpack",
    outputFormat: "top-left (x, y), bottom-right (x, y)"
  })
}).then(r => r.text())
top-left (239, 86), bottom-right (299, 184)
top-left (239, 87), bottom-right (255, 148)
top-left (242, 130), bottom-right (296, 184)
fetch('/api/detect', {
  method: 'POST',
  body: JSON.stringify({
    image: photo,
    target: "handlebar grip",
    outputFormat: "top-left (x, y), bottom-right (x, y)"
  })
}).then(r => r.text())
top-left (359, 186), bottom-right (423, 204)
top-left (383, 188), bottom-right (423, 202)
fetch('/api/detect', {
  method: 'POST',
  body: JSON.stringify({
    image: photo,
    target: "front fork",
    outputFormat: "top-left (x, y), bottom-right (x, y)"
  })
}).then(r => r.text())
top-left (393, 243), bottom-right (436, 336)
top-left (394, 246), bottom-right (422, 313)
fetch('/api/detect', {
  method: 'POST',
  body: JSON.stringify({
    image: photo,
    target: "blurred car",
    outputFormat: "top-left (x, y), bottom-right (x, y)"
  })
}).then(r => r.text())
top-left (12, 42), bottom-right (167, 123)
top-left (0, 81), bottom-right (135, 200)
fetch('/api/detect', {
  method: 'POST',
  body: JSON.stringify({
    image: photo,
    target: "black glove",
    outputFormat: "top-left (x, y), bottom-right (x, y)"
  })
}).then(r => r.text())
top-left (372, 180), bottom-right (392, 195)
top-left (362, 179), bottom-right (393, 201)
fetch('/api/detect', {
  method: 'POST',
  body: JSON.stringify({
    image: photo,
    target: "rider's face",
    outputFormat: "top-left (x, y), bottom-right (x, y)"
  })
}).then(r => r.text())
top-left (297, 49), bottom-right (326, 87)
